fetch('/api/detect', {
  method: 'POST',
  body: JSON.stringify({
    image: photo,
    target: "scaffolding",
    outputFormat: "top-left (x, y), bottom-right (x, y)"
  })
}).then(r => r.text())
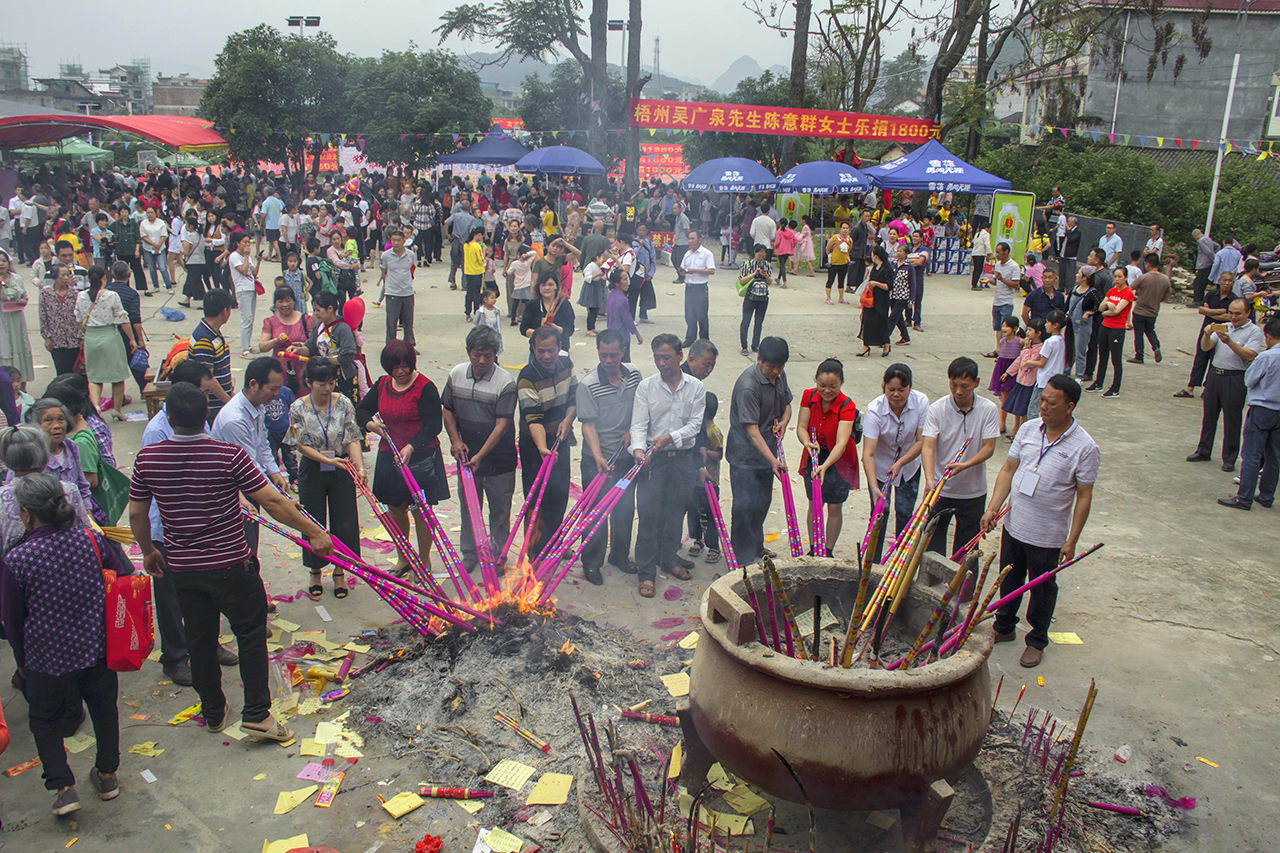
top-left (0, 42), bottom-right (29, 92)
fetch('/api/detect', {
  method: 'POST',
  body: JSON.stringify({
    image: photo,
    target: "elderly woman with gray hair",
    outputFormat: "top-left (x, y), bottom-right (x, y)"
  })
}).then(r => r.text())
top-left (12, 399), bottom-right (101, 524)
top-left (0, 426), bottom-right (92, 559)
top-left (0, 473), bottom-right (125, 815)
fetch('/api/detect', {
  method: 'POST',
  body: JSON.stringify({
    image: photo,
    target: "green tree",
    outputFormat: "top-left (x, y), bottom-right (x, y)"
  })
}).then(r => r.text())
top-left (518, 61), bottom-right (627, 168)
top-left (872, 47), bottom-right (927, 113)
top-left (679, 73), bottom-right (828, 173)
top-left (346, 48), bottom-right (492, 170)
top-left (201, 25), bottom-right (349, 186)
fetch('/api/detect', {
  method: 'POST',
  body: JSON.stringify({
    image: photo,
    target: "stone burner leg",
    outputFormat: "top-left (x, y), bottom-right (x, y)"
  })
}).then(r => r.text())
top-left (899, 778), bottom-right (956, 853)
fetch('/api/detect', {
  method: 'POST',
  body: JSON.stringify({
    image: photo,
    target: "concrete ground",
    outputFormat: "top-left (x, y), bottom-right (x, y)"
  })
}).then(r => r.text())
top-left (0, 250), bottom-right (1274, 852)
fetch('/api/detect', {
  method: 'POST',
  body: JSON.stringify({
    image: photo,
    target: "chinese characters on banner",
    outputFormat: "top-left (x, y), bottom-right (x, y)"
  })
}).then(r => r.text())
top-left (630, 99), bottom-right (939, 144)
top-left (611, 143), bottom-right (689, 182)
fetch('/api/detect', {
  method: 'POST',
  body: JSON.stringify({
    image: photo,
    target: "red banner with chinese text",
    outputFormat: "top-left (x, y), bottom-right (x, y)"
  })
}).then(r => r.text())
top-left (629, 98), bottom-right (938, 143)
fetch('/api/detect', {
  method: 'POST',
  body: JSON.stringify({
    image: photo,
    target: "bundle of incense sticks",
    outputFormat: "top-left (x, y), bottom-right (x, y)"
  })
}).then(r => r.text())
top-left (841, 439), bottom-right (971, 664)
top-left (763, 557), bottom-right (809, 660)
top-left (457, 455), bottom-right (499, 596)
top-left (417, 785), bottom-right (493, 799)
top-left (702, 480), bottom-right (769, 646)
top-left (620, 710), bottom-right (680, 727)
top-left (529, 445), bottom-right (622, 577)
top-left (537, 452), bottom-right (651, 602)
top-left (859, 450), bottom-right (901, 556)
top-left (808, 433), bottom-right (826, 556)
top-left (494, 710), bottom-right (551, 753)
top-left (497, 437), bottom-right (560, 564)
top-left (378, 433), bottom-right (482, 605)
top-left (949, 505), bottom-right (1010, 563)
top-left (773, 438), bottom-right (805, 558)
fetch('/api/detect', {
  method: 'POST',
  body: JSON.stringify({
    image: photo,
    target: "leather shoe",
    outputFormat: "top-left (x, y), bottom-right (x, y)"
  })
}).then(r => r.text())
top-left (1222, 462), bottom-right (1235, 472)
top-left (1217, 496), bottom-right (1251, 510)
top-left (217, 644), bottom-right (239, 666)
top-left (673, 556), bottom-right (695, 571)
top-left (1020, 646), bottom-right (1043, 668)
top-left (1185, 453), bottom-right (1210, 462)
top-left (993, 630), bottom-right (1016, 644)
top-left (163, 659), bottom-right (194, 686)
top-left (612, 558), bottom-right (639, 575)
top-left (583, 565), bottom-right (604, 585)
top-left (1257, 497), bottom-right (1274, 508)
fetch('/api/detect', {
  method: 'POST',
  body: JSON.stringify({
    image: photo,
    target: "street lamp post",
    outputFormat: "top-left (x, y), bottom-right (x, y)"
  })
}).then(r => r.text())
top-left (286, 15), bottom-right (321, 38)
top-left (1205, 0), bottom-right (1257, 237)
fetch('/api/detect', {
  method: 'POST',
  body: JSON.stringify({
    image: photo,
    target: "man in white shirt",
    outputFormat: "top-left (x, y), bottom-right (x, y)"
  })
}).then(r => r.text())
top-left (379, 229), bottom-right (416, 346)
top-left (921, 357), bottom-right (1000, 554)
top-left (1187, 298), bottom-right (1266, 471)
top-left (1097, 222), bottom-right (1123, 269)
top-left (749, 202), bottom-right (778, 256)
top-left (679, 231), bottom-right (717, 348)
top-left (986, 241), bottom-right (1021, 355)
top-left (629, 334), bottom-right (706, 597)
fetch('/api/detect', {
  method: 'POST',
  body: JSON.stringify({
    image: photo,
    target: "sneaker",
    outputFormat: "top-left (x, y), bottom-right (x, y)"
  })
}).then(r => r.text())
top-left (52, 787), bottom-right (81, 815)
top-left (163, 659), bottom-right (193, 686)
top-left (1126, 357), bottom-right (1144, 364)
top-left (217, 644), bottom-right (239, 667)
top-left (1101, 388), bottom-right (1120, 398)
top-left (1084, 384), bottom-right (1102, 393)
top-left (90, 767), bottom-right (120, 801)
top-left (895, 337), bottom-right (911, 345)
top-left (740, 347), bottom-right (750, 356)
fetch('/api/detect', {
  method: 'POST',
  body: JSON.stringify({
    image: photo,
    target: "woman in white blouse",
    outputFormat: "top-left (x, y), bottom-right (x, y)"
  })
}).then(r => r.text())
top-left (74, 267), bottom-right (135, 419)
top-left (859, 362), bottom-right (929, 562)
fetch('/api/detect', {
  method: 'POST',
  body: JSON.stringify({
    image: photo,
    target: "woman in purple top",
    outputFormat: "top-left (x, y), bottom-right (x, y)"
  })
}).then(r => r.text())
top-left (1, 474), bottom-right (125, 814)
top-left (605, 266), bottom-right (642, 361)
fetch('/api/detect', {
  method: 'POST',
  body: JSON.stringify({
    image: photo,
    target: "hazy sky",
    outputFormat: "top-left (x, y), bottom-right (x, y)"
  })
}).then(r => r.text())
top-left (6, 0), bottom-right (813, 89)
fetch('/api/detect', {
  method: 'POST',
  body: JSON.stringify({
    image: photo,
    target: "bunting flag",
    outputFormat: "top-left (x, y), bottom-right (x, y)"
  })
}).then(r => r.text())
top-left (1156, 136), bottom-right (1164, 147)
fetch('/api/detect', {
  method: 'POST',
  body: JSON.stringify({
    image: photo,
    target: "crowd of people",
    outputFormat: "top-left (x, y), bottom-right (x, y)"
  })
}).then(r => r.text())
top-left (3, 159), bottom-right (1279, 822)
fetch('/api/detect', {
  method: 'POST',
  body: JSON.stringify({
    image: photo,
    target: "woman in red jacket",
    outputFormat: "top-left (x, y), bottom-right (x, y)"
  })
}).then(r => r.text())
top-left (795, 358), bottom-right (860, 556)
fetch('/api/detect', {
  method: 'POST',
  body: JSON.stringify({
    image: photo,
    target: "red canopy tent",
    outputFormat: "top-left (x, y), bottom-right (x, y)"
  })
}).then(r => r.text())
top-left (0, 114), bottom-right (227, 152)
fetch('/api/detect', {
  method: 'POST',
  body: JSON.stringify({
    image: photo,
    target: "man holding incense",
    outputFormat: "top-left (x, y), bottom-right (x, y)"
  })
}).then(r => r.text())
top-left (576, 329), bottom-right (642, 585)
top-left (442, 326), bottom-right (518, 573)
top-left (516, 326), bottom-right (577, 557)
top-left (921, 356), bottom-right (1000, 555)
top-left (982, 374), bottom-right (1098, 668)
top-left (129, 382), bottom-right (333, 741)
top-left (630, 333), bottom-right (706, 598)
top-left (727, 336), bottom-right (793, 567)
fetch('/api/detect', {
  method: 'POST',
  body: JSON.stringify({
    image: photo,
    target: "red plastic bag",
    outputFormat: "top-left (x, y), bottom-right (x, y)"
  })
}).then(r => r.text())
top-left (104, 571), bottom-right (154, 672)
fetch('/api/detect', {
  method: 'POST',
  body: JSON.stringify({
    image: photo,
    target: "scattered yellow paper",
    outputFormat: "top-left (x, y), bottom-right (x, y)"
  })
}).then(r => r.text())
top-left (296, 697), bottom-right (322, 717)
top-left (526, 772), bottom-right (573, 806)
top-left (299, 738), bottom-right (325, 757)
top-left (65, 733), bottom-right (96, 754)
top-left (677, 794), bottom-right (753, 834)
top-left (1196, 756), bottom-right (1219, 768)
top-left (484, 828), bottom-right (525, 853)
top-left (266, 642), bottom-right (283, 653)
top-left (484, 759), bottom-right (537, 790)
top-left (273, 619), bottom-right (301, 633)
top-left (661, 672), bottom-right (690, 697)
top-left (764, 532), bottom-right (780, 542)
top-left (1047, 631), bottom-right (1083, 645)
top-left (128, 742), bottom-right (165, 757)
top-left (168, 703), bottom-right (202, 726)
top-left (224, 723), bottom-right (248, 742)
top-left (668, 742), bottom-right (683, 779)
top-left (313, 721), bottom-right (341, 744)
top-left (381, 791), bottom-right (425, 818)
top-left (273, 785), bottom-right (318, 815)
top-left (334, 743), bottom-right (363, 759)
top-left (707, 763), bottom-right (736, 791)
top-left (722, 785), bottom-right (770, 816)
top-left (146, 649), bottom-right (162, 663)
top-left (794, 603), bottom-right (841, 630)
top-left (455, 799), bottom-right (485, 814)
top-left (218, 633), bottom-right (235, 644)
top-left (677, 632), bottom-right (700, 650)
top-left (262, 834), bottom-right (308, 853)
top-left (277, 738), bottom-right (297, 749)
top-left (344, 642), bottom-right (371, 653)
top-left (253, 773), bottom-right (268, 781)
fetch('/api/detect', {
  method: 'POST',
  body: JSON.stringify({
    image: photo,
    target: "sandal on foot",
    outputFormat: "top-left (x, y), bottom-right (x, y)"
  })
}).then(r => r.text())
top-left (704, 549), bottom-right (720, 564)
top-left (308, 570), bottom-right (323, 597)
top-left (244, 717), bottom-right (292, 743)
top-left (332, 571), bottom-right (348, 599)
top-left (1173, 389), bottom-right (1193, 398)
top-left (638, 580), bottom-right (656, 598)
top-left (687, 541), bottom-right (704, 556)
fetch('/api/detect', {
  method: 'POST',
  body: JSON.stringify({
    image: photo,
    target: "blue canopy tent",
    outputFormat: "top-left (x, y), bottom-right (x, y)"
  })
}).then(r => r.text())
top-left (514, 145), bottom-right (606, 177)
top-left (437, 125), bottom-right (531, 166)
top-left (859, 139), bottom-right (1011, 193)
top-left (682, 157), bottom-right (778, 261)
top-left (777, 161), bottom-right (872, 262)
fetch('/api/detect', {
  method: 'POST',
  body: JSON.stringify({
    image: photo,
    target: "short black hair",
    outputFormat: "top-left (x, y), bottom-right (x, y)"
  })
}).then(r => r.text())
top-left (815, 357), bottom-right (844, 382)
top-left (947, 356), bottom-right (980, 381)
top-left (170, 359), bottom-right (213, 387)
top-left (595, 328), bottom-right (626, 350)
top-left (380, 339), bottom-right (417, 373)
top-left (303, 357), bottom-right (338, 384)
top-left (530, 326), bottom-right (560, 348)
top-left (757, 336), bottom-right (789, 365)
top-left (203, 289), bottom-right (233, 317)
top-left (313, 291), bottom-right (340, 311)
top-left (1046, 309), bottom-right (1067, 328)
top-left (1144, 253), bottom-right (1160, 268)
top-left (650, 332), bottom-right (682, 353)
top-left (243, 356), bottom-right (283, 390)
top-left (883, 362), bottom-right (912, 387)
top-left (165, 382), bottom-right (208, 430)
top-left (1047, 373), bottom-right (1081, 406)
top-left (1264, 315), bottom-right (1280, 339)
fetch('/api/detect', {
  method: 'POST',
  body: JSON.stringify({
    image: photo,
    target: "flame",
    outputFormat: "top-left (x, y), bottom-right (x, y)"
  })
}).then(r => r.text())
top-left (559, 640), bottom-right (576, 656)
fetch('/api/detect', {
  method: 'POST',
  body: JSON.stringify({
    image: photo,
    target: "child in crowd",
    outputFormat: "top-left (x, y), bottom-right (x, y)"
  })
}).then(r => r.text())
top-left (1022, 253), bottom-right (1045, 292)
top-left (1000, 318), bottom-right (1045, 439)
top-left (472, 288), bottom-right (503, 355)
top-left (264, 379), bottom-right (298, 488)
top-left (578, 246), bottom-right (610, 336)
top-left (685, 393), bottom-right (723, 564)
top-left (282, 252), bottom-right (306, 311)
top-left (1025, 311), bottom-right (1066, 416)
top-left (483, 245), bottom-right (499, 295)
top-left (719, 223), bottom-right (732, 264)
top-left (773, 219), bottom-right (796, 287)
top-left (3, 366), bottom-right (33, 419)
top-left (989, 316), bottom-right (1023, 434)
top-left (508, 248), bottom-right (534, 325)
top-left (605, 267), bottom-right (641, 362)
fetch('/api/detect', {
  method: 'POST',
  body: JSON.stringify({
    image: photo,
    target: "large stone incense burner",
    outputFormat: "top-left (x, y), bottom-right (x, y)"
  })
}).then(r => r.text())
top-left (682, 555), bottom-right (993, 853)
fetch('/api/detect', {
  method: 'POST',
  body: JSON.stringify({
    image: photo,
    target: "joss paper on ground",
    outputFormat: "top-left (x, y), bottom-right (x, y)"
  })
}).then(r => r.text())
top-left (168, 703), bottom-right (202, 725)
top-left (484, 759), bottom-right (537, 790)
top-left (128, 742), bottom-right (164, 757)
top-left (65, 733), bottom-right (96, 754)
top-left (526, 772), bottom-right (573, 805)
top-left (381, 791), bottom-right (425, 818)
top-left (262, 835), bottom-right (309, 853)
top-left (273, 785), bottom-right (318, 814)
top-left (273, 618), bottom-right (301, 633)
top-left (677, 632), bottom-right (700, 650)
top-left (297, 763), bottom-right (331, 783)
top-left (677, 794), bottom-right (753, 835)
top-left (794, 602), bottom-right (841, 630)
top-left (1048, 631), bottom-right (1083, 645)
top-left (300, 738), bottom-right (325, 756)
top-left (668, 742), bottom-right (683, 778)
top-left (456, 799), bottom-right (485, 814)
top-left (707, 762), bottom-right (736, 791)
top-left (660, 672), bottom-right (690, 697)
top-left (722, 784), bottom-right (770, 816)
top-left (866, 810), bottom-right (897, 830)
top-left (482, 828), bottom-right (525, 853)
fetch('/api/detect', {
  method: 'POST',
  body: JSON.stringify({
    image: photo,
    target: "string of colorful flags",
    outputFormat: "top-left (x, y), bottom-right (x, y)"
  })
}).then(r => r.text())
top-left (978, 118), bottom-right (1280, 162)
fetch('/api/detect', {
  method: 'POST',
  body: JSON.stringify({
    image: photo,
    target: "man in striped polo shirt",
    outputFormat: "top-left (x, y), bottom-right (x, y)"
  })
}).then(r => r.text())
top-left (441, 326), bottom-right (518, 573)
top-left (129, 382), bottom-right (333, 740)
top-left (982, 374), bottom-right (1099, 668)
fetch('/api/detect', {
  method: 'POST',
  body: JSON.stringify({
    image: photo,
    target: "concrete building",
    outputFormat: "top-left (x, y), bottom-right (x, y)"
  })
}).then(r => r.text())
top-left (153, 73), bottom-right (208, 117)
top-left (1015, 0), bottom-right (1280, 143)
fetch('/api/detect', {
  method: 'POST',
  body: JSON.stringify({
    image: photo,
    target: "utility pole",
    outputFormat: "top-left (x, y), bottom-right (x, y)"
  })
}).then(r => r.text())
top-left (654, 37), bottom-right (662, 97)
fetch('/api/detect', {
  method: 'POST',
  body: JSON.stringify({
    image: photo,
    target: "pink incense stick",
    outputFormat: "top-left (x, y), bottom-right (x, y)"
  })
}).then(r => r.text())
top-left (949, 505), bottom-right (1010, 563)
top-left (530, 465), bottom-right (610, 581)
top-left (774, 439), bottom-right (804, 558)
top-left (457, 457), bottom-right (499, 596)
top-left (703, 481), bottom-right (769, 646)
top-left (810, 461), bottom-right (826, 556)
top-left (497, 437), bottom-right (559, 563)
top-left (515, 444), bottom-right (559, 572)
top-left (984, 543), bottom-right (1104, 612)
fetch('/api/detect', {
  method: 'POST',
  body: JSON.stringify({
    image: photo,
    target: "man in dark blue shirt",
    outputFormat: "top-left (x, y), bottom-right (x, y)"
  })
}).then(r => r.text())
top-left (107, 261), bottom-right (147, 395)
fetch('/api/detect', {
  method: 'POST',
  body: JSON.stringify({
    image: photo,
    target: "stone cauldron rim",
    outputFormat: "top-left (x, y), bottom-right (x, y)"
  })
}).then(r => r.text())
top-left (698, 556), bottom-right (994, 699)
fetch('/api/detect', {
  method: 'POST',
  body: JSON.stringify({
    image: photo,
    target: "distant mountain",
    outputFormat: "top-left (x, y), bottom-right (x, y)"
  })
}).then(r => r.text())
top-left (711, 56), bottom-right (788, 95)
top-left (458, 50), bottom-right (701, 96)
